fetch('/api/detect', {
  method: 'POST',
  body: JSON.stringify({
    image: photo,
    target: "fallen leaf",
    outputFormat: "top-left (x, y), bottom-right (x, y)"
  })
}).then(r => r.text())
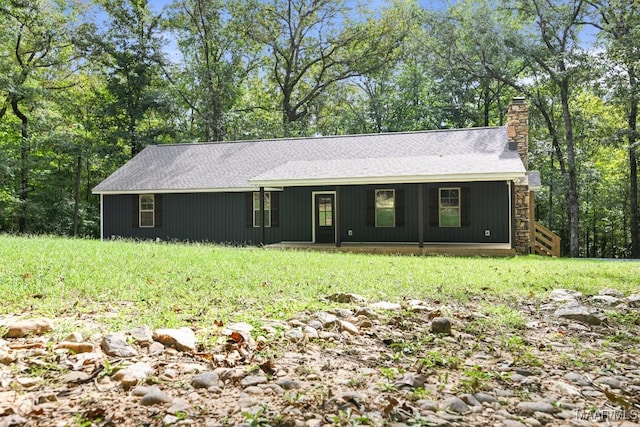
top-left (259, 360), bottom-right (277, 376)
top-left (228, 331), bottom-right (244, 344)
top-left (383, 396), bottom-right (398, 417)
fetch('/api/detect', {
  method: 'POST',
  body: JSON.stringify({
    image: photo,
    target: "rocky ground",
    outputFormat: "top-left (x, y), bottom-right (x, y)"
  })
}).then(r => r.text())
top-left (1, 288), bottom-right (640, 427)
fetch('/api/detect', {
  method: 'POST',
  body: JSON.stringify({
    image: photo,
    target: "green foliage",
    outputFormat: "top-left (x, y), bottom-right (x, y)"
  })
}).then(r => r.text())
top-left (417, 351), bottom-right (461, 371)
top-left (460, 365), bottom-right (494, 393)
top-left (0, 0), bottom-right (638, 257)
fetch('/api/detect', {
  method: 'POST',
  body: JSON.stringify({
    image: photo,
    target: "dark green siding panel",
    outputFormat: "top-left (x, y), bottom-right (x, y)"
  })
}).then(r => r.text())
top-left (280, 187), bottom-right (313, 241)
top-left (103, 193), bottom-right (281, 245)
top-left (424, 181), bottom-right (510, 243)
top-left (103, 181), bottom-right (510, 245)
top-left (340, 184), bottom-right (418, 243)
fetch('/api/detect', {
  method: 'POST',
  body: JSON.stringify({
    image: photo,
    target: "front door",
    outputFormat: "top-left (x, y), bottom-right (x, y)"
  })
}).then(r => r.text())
top-left (315, 194), bottom-right (335, 243)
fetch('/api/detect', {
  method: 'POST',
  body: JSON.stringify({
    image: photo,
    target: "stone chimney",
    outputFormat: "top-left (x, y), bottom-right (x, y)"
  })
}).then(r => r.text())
top-left (507, 96), bottom-right (529, 169)
top-left (508, 97), bottom-right (533, 254)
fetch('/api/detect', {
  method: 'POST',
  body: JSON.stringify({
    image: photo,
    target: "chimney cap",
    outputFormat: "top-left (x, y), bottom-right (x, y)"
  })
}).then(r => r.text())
top-left (512, 96), bottom-right (526, 104)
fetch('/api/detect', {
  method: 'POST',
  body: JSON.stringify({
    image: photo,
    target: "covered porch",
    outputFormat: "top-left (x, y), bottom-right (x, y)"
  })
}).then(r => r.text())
top-left (266, 242), bottom-right (516, 257)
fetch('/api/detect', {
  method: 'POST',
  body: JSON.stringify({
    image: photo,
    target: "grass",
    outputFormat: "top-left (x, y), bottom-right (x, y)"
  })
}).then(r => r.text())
top-left (0, 234), bottom-right (638, 333)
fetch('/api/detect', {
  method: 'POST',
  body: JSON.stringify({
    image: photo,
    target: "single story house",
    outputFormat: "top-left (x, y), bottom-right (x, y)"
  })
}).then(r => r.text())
top-left (93, 98), bottom-right (544, 255)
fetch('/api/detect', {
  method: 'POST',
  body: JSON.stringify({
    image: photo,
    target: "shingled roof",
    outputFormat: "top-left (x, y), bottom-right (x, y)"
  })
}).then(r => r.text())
top-left (92, 127), bottom-right (526, 194)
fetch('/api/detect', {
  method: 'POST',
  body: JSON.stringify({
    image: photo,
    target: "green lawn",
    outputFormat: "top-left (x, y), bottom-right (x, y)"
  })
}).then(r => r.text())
top-left (0, 235), bottom-right (637, 332)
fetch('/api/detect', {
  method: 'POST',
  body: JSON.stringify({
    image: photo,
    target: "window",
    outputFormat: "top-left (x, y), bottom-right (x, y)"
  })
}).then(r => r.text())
top-left (318, 196), bottom-right (333, 226)
top-left (439, 188), bottom-right (460, 227)
top-left (375, 189), bottom-right (395, 227)
top-left (140, 195), bottom-right (155, 228)
top-left (253, 192), bottom-right (271, 227)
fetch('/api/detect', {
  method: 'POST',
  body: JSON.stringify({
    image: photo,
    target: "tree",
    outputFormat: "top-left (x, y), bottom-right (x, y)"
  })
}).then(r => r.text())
top-left (423, 0), bottom-right (521, 128)
top-left (87, 0), bottom-right (171, 157)
top-left (236, 0), bottom-right (410, 136)
top-left (0, 0), bottom-right (81, 232)
top-left (164, 0), bottom-right (258, 142)
top-left (475, 0), bottom-right (593, 257)
top-left (590, 0), bottom-right (640, 257)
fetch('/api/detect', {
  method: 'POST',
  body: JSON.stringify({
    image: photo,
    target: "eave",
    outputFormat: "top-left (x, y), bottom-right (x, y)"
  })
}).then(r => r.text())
top-left (249, 172), bottom-right (526, 188)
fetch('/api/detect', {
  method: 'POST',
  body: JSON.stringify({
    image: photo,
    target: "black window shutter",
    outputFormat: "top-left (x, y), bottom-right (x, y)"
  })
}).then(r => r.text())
top-left (395, 189), bottom-right (405, 227)
top-left (366, 189), bottom-right (375, 227)
top-left (271, 192), bottom-right (280, 227)
top-left (132, 195), bottom-right (139, 228)
top-left (461, 187), bottom-right (471, 227)
top-left (245, 192), bottom-right (254, 227)
top-left (429, 188), bottom-right (438, 227)
top-left (154, 194), bottom-right (163, 227)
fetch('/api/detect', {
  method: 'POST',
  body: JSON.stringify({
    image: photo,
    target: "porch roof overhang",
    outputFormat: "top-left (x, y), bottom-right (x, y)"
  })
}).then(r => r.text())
top-left (249, 154), bottom-right (526, 188)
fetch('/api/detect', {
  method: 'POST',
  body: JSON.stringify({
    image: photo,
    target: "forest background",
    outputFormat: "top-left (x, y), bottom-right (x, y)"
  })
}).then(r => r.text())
top-left (0, 0), bottom-right (638, 258)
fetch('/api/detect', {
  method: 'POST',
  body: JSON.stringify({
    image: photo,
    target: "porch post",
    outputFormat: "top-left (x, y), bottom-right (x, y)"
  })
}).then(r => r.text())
top-left (100, 193), bottom-right (104, 241)
top-left (418, 184), bottom-right (424, 248)
top-left (259, 186), bottom-right (265, 246)
top-left (335, 186), bottom-right (341, 247)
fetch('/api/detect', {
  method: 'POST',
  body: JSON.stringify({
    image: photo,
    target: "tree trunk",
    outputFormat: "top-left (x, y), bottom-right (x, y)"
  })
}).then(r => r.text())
top-left (628, 66), bottom-right (639, 258)
top-left (130, 114), bottom-right (139, 157)
top-left (73, 154), bottom-right (82, 237)
top-left (11, 98), bottom-right (29, 233)
top-left (560, 78), bottom-right (580, 257)
top-left (482, 84), bottom-right (490, 127)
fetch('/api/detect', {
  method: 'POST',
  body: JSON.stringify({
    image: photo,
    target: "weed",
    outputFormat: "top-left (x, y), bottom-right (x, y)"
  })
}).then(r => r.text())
top-left (378, 382), bottom-right (398, 392)
top-left (609, 332), bottom-right (640, 345)
top-left (408, 387), bottom-right (432, 401)
top-left (417, 350), bottom-right (461, 371)
top-left (332, 408), bottom-right (372, 426)
top-left (346, 375), bottom-right (369, 389)
top-left (499, 336), bottom-right (543, 367)
top-left (73, 415), bottom-right (98, 427)
top-left (460, 365), bottom-right (494, 393)
top-left (242, 406), bottom-right (271, 427)
top-left (479, 304), bottom-right (526, 330)
top-left (389, 339), bottom-right (423, 356)
top-left (608, 311), bottom-right (640, 326)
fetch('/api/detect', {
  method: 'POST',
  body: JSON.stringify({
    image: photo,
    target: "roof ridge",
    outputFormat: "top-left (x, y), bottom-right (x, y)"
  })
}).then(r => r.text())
top-left (148, 126), bottom-right (504, 148)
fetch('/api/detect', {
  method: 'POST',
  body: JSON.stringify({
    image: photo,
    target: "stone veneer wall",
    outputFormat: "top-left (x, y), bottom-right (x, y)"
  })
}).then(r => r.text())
top-left (508, 98), bottom-right (531, 254)
top-left (514, 184), bottom-right (531, 254)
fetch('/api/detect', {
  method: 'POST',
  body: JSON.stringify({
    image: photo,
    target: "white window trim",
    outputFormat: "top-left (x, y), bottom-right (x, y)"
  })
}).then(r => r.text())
top-left (140, 194), bottom-right (155, 228)
top-left (253, 191), bottom-right (271, 228)
top-left (439, 187), bottom-right (461, 228)
top-left (375, 189), bottom-right (395, 228)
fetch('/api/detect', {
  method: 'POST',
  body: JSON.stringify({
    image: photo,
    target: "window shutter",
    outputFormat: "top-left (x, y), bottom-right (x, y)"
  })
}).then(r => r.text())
top-left (429, 188), bottom-right (438, 227)
top-left (461, 187), bottom-right (471, 227)
top-left (366, 189), bottom-right (375, 227)
top-left (245, 193), bottom-right (253, 227)
top-left (154, 194), bottom-right (163, 227)
top-left (271, 192), bottom-right (280, 227)
top-left (395, 189), bottom-right (405, 227)
top-left (132, 195), bottom-right (139, 228)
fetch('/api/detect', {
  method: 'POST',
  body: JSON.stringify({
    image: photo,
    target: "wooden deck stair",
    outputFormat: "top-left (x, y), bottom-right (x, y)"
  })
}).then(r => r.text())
top-left (533, 221), bottom-right (561, 257)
